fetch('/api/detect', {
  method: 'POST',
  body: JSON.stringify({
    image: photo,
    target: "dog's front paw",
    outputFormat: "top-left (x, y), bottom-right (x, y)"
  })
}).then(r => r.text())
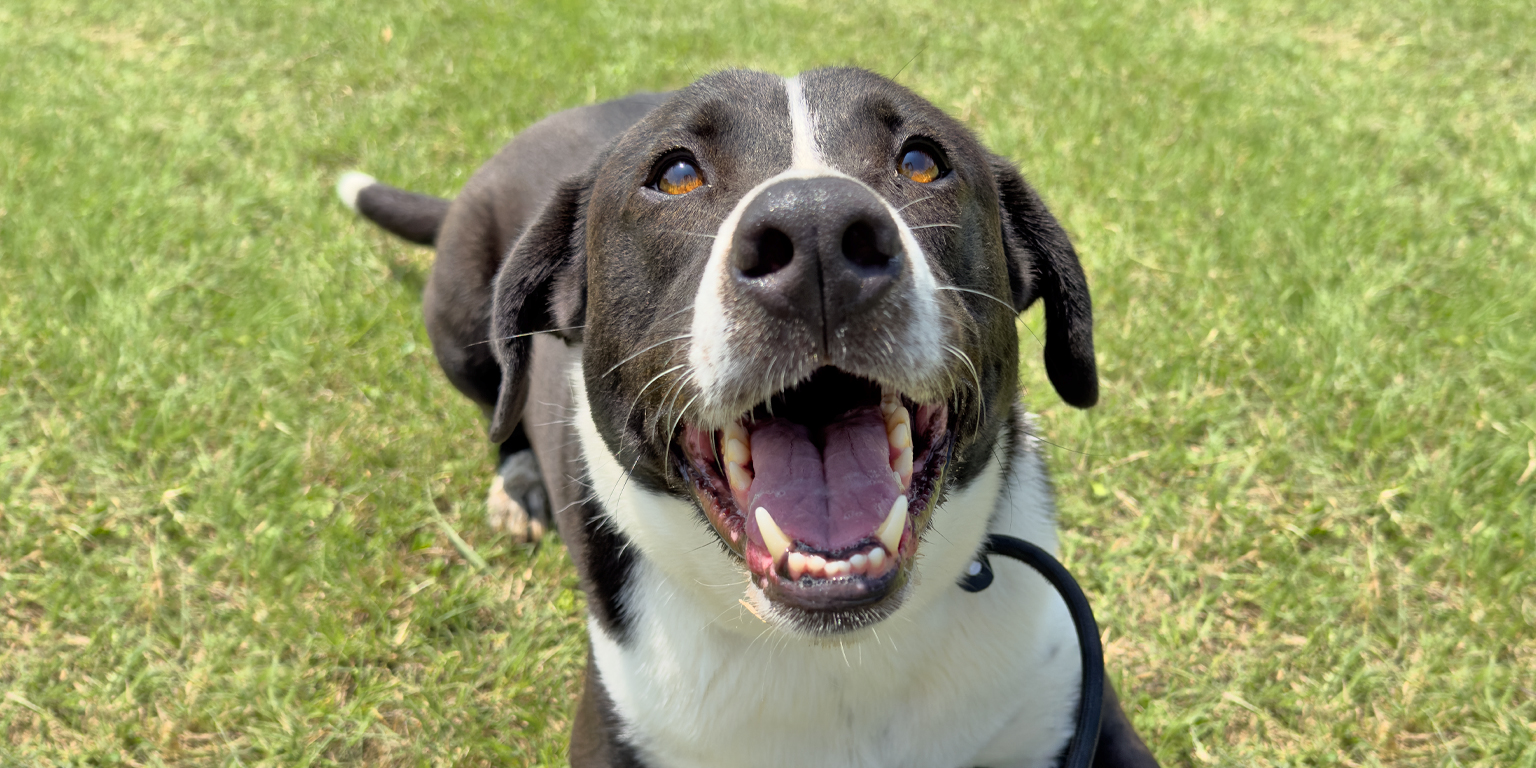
top-left (486, 449), bottom-right (549, 542)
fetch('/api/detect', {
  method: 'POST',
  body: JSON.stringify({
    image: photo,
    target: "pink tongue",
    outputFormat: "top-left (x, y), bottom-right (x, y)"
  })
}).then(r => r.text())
top-left (745, 406), bottom-right (901, 553)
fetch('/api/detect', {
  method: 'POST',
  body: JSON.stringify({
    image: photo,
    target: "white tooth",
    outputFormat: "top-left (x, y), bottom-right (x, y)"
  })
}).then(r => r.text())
top-left (849, 553), bottom-right (868, 574)
top-left (726, 461), bottom-right (753, 491)
top-left (888, 421), bottom-right (911, 449)
top-left (886, 403), bottom-right (910, 428)
top-left (877, 495), bottom-right (907, 554)
top-left (830, 560), bottom-right (853, 578)
top-left (806, 555), bottom-right (827, 576)
top-left (895, 447), bottom-right (913, 489)
top-left (880, 393), bottom-right (901, 416)
top-left (868, 547), bottom-right (887, 572)
top-left (787, 552), bottom-right (807, 580)
top-left (755, 507), bottom-right (791, 564)
top-left (724, 437), bottom-right (750, 465)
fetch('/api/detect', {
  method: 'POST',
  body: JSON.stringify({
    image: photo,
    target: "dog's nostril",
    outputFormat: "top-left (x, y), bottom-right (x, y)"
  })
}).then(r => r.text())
top-left (741, 227), bottom-right (795, 278)
top-left (841, 220), bottom-right (895, 270)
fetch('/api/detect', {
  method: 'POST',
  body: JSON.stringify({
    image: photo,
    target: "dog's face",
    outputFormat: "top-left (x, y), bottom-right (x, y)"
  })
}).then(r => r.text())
top-left (490, 68), bottom-right (1095, 636)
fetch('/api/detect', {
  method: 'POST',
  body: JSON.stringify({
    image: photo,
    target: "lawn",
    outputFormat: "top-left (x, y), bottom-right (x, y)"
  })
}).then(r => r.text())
top-left (1, 0), bottom-right (1532, 765)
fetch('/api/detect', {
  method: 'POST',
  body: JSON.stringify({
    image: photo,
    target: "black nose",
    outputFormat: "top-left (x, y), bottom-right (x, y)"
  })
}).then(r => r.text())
top-left (730, 177), bottom-right (904, 331)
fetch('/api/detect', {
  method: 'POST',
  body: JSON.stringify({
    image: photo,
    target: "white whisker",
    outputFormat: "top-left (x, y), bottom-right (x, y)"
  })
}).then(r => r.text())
top-left (625, 363), bottom-right (689, 428)
top-left (935, 285), bottom-right (1016, 313)
top-left (466, 325), bottom-right (587, 348)
top-left (603, 333), bottom-right (694, 377)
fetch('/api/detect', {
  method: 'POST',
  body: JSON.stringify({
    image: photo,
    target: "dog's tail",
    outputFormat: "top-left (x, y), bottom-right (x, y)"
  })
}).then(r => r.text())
top-left (335, 171), bottom-right (451, 246)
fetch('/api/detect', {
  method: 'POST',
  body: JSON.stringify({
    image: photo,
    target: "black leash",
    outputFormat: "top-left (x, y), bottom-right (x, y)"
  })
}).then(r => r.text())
top-left (958, 534), bottom-right (1103, 768)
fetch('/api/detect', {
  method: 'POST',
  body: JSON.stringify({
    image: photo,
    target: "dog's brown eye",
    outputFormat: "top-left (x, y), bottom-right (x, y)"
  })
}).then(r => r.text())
top-left (656, 159), bottom-right (703, 195)
top-left (898, 148), bottom-right (941, 183)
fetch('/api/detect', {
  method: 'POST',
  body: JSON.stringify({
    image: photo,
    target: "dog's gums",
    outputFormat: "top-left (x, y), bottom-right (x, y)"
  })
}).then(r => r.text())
top-left (676, 367), bottom-right (952, 617)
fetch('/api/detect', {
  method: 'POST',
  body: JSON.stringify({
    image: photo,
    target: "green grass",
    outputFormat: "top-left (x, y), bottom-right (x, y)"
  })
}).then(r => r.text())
top-left (1, 0), bottom-right (1531, 765)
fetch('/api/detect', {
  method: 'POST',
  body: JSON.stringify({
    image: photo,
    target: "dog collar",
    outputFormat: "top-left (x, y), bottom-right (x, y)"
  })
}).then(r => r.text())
top-left (959, 535), bottom-right (1104, 768)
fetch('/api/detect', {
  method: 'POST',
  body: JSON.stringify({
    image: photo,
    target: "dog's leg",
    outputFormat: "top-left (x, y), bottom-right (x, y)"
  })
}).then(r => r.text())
top-left (486, 430), bottom-right (551, 542)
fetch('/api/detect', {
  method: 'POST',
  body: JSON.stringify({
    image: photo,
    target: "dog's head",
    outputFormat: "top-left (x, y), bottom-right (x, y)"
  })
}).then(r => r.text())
top-left (489, 68), bottom-right (1095, 636)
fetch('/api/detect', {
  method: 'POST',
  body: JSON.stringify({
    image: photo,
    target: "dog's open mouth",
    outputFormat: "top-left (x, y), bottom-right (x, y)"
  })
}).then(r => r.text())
top-left (675, 367), bottom-right (953, 620)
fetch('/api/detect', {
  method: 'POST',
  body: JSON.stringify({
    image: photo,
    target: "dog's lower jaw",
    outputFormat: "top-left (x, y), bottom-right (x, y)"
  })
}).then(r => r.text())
top-left (576, 361), bottom-right (1078, 767)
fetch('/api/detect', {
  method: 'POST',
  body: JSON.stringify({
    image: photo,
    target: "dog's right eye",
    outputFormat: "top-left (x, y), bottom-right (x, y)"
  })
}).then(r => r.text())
top-left (653, 158), bottom-right (704, 196)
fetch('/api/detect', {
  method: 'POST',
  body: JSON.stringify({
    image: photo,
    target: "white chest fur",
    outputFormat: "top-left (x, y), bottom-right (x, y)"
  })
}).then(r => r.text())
top-left (573, 370), bottom-right (1082, 768)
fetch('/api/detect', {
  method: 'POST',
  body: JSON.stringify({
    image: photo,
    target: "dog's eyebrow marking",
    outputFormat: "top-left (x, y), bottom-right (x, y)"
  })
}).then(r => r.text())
top-left (783, 75), bottom-right (828, 170)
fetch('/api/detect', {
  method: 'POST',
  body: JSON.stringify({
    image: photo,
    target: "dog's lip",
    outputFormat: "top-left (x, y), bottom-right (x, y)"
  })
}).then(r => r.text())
top-left (673, 371), bottom-right (953, 616)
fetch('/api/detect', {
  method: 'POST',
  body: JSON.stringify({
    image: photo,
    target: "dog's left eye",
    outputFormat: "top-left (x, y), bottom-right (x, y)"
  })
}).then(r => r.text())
top-left (654, 158), bottom-right (704, 195)
top-left (898, 145), bottom-right (944, 183)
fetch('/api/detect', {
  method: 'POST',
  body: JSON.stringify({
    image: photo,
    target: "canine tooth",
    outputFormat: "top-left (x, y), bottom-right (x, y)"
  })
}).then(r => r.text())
top-left (724, 437), bottom-right (750, 465)
top-left (895, 447), bottom-right (913, 489)
top-left (755, 507), bottom-right (791, 564)
top-left (724, 421), bottom-right (749, 446)
top-left (806, 555), bottom-right (827, 576)
top-left (868, 547), bottom-right (887, 571)
top-left (877, 495), bottom-right (907, 554)
top-left (787, 552), bottom-right (808, 580)
top-left (726, 461), bottom-right (753, 491)
top-left (849, 553), bottom-right (868, 574)
top-left (888, 421), bottom-right (911, 449)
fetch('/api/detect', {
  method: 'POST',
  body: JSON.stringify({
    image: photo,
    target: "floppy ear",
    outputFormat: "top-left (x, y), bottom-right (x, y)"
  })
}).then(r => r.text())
top-left (991, 157), bottom-right (1098, 408)
top-left (487, 176), bottom-right (591, 443)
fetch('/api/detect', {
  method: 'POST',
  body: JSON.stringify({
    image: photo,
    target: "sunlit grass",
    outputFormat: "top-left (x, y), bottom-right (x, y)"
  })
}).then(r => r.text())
top-left (2, 0), bottom-right (1531, 765)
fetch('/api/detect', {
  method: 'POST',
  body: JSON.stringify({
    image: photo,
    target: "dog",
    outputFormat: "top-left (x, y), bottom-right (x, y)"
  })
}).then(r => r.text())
top-left (339, 67), bottom-right (1158, 768)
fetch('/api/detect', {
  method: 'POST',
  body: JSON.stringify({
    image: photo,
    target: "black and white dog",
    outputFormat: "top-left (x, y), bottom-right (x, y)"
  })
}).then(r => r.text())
top-left (339, 68), bottom-right (1157, 768)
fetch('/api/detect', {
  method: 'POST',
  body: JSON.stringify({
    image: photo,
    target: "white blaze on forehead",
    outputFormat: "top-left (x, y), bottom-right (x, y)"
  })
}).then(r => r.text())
top-left (783, 75), bottom-right (828, 171)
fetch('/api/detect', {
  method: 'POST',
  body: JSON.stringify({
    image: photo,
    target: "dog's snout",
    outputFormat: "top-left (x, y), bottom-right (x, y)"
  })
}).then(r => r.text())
top-left (730, 177), bottom-right (904, 326)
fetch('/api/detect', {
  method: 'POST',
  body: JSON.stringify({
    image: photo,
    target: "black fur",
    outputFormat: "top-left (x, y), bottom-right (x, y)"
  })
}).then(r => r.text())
top-left (488, 175), bottom-right (592, 443)
top-left (355, 183), bottom-right (451, 245)
top-left (992, 158), bottom-right (1098, 408)
top-left (580, 503), bottom-right (637, 641)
